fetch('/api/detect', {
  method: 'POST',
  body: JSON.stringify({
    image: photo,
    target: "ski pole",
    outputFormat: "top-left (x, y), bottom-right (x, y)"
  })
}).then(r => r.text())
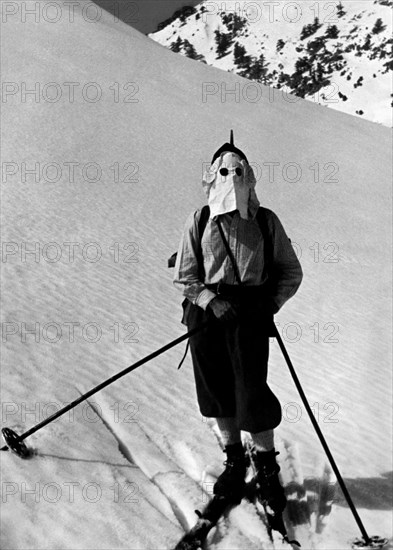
top-left (1, 321), bottom-right (209, 459)
top-left (272, 324), bottom-right (374, 546)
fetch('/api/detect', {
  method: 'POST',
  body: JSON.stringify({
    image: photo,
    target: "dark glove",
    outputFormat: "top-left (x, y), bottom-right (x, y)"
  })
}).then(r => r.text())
top-left (207, 297), bottom-right (237, 322)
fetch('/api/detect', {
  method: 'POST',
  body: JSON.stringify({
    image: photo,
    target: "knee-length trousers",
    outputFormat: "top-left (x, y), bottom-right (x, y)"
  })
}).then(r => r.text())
top-left (185, 292), bottom-right (282, 433)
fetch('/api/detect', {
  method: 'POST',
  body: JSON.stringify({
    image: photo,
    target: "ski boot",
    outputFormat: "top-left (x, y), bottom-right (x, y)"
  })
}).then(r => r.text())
top-left (253, 449), bottom-right (287, 514)
top-left (213, 441), bottom-right (246, 503)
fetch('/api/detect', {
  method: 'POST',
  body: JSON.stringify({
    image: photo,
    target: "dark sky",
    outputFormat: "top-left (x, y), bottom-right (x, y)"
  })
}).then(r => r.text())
top-left (94, 0), bottom-right (201, 34)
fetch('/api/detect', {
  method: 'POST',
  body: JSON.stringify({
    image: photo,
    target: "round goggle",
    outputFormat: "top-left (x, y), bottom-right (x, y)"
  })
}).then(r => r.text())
top-left (219, 167), bottom-right (242, 177)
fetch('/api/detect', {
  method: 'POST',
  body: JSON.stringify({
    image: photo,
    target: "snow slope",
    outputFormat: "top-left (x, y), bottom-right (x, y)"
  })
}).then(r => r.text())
top-left (149, 0), bottom-right (393, 126)
top-left (1, 1), bottom-right (392, 548)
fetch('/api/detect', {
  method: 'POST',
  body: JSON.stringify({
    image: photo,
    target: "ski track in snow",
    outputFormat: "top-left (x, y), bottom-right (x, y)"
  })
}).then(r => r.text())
top-left (92, 393), bottom-right (276, 549)
top-left (91, 392), bottom-right (203, 532)
top-left (90, 392), bottom-right (329, 550)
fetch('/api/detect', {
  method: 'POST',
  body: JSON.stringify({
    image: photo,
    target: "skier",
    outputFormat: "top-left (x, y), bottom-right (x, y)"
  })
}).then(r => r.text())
top-left (173, 132), bottom-right (303, 513)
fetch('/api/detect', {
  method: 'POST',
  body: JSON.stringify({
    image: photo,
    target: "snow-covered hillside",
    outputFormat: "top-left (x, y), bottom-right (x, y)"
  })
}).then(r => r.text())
top-left (149, 0), bottom-right (393, 126)
top-left (1, 1), bottom-right (392, 549)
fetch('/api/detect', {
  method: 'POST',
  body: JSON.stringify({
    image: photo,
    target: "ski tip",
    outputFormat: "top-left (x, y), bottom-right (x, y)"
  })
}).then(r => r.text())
top-left (351, 536), bottom-right (389, 549)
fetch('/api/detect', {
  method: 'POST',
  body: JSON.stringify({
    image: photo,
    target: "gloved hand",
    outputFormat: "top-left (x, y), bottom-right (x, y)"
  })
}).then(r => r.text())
top-left (207, 297), bottom-right (237, 322)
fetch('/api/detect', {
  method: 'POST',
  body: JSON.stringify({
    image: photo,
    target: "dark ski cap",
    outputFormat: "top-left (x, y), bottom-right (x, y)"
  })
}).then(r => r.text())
top-left (211, 130), bottom-right (249, 164)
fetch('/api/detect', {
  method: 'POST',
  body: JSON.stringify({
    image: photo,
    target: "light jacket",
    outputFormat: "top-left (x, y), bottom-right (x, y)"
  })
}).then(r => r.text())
top-left (174, 207), bottom-right (303, 312)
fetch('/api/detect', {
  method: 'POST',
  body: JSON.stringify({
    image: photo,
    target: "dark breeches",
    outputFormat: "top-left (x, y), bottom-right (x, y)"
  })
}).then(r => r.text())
top-left (186, 289), bottom-right (282, 432)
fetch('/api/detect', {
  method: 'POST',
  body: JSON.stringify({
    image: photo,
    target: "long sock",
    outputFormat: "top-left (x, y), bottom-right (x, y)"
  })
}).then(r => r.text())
top-left (216, 417), bottom-right (241, 447)
top-left (250, 429), bottom-right (274, 452)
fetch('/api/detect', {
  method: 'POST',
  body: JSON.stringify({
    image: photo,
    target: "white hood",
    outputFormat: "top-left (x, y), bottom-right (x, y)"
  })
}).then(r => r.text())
top-left (202, 152), bottom-right (260, 220)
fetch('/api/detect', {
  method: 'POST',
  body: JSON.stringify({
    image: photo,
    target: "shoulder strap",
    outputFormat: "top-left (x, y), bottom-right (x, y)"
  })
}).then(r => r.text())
top-left (168, 205), bottom-right (210, 269)
top-left (256, 207), bottom-right (273, 272)
top-left (196, 205), bottom-right (210, 280)
top-left (198, 204), bottom-right (210, 239)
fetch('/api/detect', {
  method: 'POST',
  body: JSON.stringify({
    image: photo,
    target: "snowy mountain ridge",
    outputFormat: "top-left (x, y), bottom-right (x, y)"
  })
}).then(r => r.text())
top-left (149, 0), bottom-right (392, 126)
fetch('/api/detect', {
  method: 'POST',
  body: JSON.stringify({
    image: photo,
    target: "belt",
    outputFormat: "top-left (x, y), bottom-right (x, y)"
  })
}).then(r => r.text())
top-left (205, 283), bottom-right (270, 298)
